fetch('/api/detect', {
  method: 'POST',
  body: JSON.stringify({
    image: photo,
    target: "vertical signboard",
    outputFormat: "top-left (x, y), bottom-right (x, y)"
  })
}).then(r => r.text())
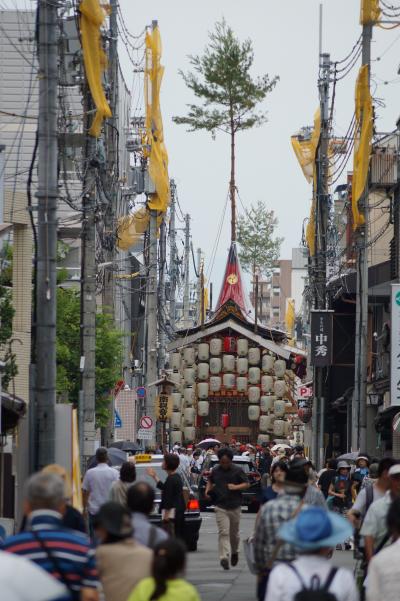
top-left (310, 311), bottom-right (333, 367)
top-left (390, 284), bottom-right (400, 405)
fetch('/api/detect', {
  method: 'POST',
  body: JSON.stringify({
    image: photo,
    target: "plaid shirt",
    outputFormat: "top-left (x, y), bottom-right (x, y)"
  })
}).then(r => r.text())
top-left (254, 493), bottom-right (302, 573)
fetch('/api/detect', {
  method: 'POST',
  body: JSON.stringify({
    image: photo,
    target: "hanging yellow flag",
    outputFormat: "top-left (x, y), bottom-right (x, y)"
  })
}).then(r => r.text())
top-left (285, 299), bottom-right (295, 337)
top-left (291, 109), bottom-right (320, 256)
top-left (360, 0), bottom-right (381, 25)
top-left (71, 409), bottom-right (83, 512)
top-left (80, 0), bottom-right (112, 137)
top-left (144, 26), bottom-right (170, 213)
top-left (352, 64), bottom-right (373, 229)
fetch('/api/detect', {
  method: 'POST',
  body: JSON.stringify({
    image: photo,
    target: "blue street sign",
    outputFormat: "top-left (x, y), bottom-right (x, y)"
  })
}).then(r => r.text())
top-left (114, 409), bottom-right (122, 428)
top-left (136, 386), bottom-right (146, 399)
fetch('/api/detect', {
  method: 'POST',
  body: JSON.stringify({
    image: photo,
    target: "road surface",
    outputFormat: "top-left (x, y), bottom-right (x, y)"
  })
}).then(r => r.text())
top-left (186, 511), bottom-right (355, 601)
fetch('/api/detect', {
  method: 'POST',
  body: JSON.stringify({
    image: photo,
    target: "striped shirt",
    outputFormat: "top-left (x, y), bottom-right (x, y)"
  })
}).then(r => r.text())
top-left (2, 510), bottom-right (98, 601)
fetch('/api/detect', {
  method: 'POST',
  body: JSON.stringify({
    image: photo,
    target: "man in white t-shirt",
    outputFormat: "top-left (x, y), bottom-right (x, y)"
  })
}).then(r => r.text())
top-left (82, 447), bottom-right (119, 535)
top-left (266, 506), bottom-right (358, 601)
top-left (348, 458), bottom-right (396, 525)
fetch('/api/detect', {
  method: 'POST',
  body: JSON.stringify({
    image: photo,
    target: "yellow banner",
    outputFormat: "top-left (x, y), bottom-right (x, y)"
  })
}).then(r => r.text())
top-left (144, 26), bottom-right (170, 213)
top-left (80, 0), bottom-right (112, 137)
top-left (352, 64), bottom-right (373, 229)
top-left (360, 0), bottom-right (381, 25)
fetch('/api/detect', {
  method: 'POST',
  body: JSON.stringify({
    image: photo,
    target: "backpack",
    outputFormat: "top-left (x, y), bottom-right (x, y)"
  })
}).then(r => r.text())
top-left (288, 564), bottom-right (338, 601)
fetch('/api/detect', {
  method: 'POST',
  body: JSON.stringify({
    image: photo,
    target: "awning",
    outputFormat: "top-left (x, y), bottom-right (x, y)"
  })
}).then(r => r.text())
top-left (1, 391), bottom-right (26, 434)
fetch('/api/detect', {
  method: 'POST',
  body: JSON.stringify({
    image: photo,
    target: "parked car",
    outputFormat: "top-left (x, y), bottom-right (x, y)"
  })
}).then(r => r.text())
top-left (198, 454), bottom-right (261, 512)
top-left (134, 454), bottom-right (202, 551)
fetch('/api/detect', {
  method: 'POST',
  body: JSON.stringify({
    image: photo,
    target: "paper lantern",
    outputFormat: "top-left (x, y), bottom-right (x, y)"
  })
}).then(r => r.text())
top-left (274, 359), bottom-right (286, 378)
top-left (184, 427), bottom-right (196, 441)
top-left (274, 379), bottom-right (287, 398)
top-left (184, 387), bottom-right (195, 407)
top-left (172, 393), bottom-right (182, 412)
top-left (236, 376), bottom-right (248, 393)
top-left (210, 357), bottom-right (222, 374)
top-left (198, 363), bottom-right (209, 381)
top-left (273, 419), bottom-right (285, 437)
top-left (248, 386), bottom-right (261, 403)
top-left (198, 401), bottom-right (209, 416)
top-left (210, 338), bottom-right (222, 356)
top-left (184, 407), bottom-right (196, 426)
top-left (197, 382), bottom-right (209, 399)
top-left (261, 375), bottom-right (273, 393)
top-left (237, 338), bottom-right (249, 357)
top-left (260, 414), bottom-right (275, 432)
top-left (223, 354), bottom-right (235, 372)
top-left (184, 367), bottom-right (196, 386)
top-left (209, 376), bottom-right (221, 392)
top-left (170, 430), bottom-right (182, 445)
top-left (298, 406), bottom-right (312, 423)
top-left (184, 347), bottom-right (195, 366)
top-left (223, 373), bottom-right (235, 389)
top-left (274, 399), bottom-right (286, 417)
top-left (257, 434), bottom-right (270, 445)
top-left (170, 352), bottom-right (181, 371)
top-left (248, 347), bottom-right (261, 365)
top-left (260, 395), bottom-right (275, 413)
top-left (237, 357), bottom-right (248, 375)
top-left (221, 413), bottom-right (230, 429)
top-left (223, 336), bottom-right (236, 353)
top-left (262, 354), bottom-right (275, 373)
top-left (248, 405), bottom-right (260, 421)
top-left (170, 411), bottom-right (181, 429)
top-left (171, 371), bottom-right (180, 388)
top-left (198, 343), bottom-right (209, 361)
top-left (249, 367), bottom-right (261, 385)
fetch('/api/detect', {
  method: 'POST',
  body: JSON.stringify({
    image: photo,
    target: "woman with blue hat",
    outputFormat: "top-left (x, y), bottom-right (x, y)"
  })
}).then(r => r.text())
top-left (265, 507), bottom-right (358, 601)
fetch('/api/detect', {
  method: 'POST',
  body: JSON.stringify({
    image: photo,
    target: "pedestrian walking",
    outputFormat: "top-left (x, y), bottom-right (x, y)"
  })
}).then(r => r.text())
top-left (258, 445), bottom-right (273, 477)
top-left (82, 447), bottom-right (119, 537)
top-left (109, 461), bottom-right (136, 506)
top-left (261, 461), bottom-right (288, 504)
top-left (146, 453), bottom-right (186, 538)
top-left (348, 458), bottom-right (395, 526)
top-left (127, 539), bottom-right (200, 601)
top-left (254, 463), bottom-right (308, 601)
top-left (205, 447), bottom-right (249, 570)
top-left (360, 463), bottom-right (400, 565)
top-left (3, 472), bottom-right (99, 601)
top-left (366, 497), bottom-right (400, 601)
top-left (94, 502), bottom-right (152, 601)
top-left (265, 506), bottom-right (357, 601)
top-left (292, 458), bottom-right (327, 507)
top-left (352, 456), bottom-right (370, 498)
top-left (317, 458), bottom-right (338, 499)
top-left (0, 550), bottom-right (69, 601)
top-left (127, 482), bottom-right (168, 548)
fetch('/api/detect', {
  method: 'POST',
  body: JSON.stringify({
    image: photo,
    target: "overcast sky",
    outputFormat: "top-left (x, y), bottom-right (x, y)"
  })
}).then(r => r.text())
top-left (8, 0), bottom-right (400, 298)
top-left (117, 0), bottom-right (400, 296)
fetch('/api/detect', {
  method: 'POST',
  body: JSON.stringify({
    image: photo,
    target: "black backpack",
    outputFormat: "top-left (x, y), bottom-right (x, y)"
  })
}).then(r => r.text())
top-left (288, 564), bottom-right (338, 601)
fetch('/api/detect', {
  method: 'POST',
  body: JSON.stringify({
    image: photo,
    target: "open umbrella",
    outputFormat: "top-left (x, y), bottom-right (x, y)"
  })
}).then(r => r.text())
top-left (197, 438), bottom-right (221, 449)
top-left (110, 440), bottom-right (141, 453)
top-left (87, 447), bottom-right (127, 469)
top-left (271, 443), bottom-right (292, 452)
top-left (336, 451), bottom-right (359, 461)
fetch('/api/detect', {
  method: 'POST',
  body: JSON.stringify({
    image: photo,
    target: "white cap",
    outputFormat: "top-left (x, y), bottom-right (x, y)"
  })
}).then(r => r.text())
top-left (388, 464), bottom-right (400, 477)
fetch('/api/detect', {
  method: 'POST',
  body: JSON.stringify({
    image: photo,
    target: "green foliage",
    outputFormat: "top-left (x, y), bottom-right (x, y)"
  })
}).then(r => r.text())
top-left (56, 287), bottom-right (124, 428)
top-left (0, 285), bottom-right (17, 390)
top-left (237, 201), bottom-right (283, 277)
top-left (0, 243), bottom-right (13, 287)
top-left (173, 19), bottom-right (279, 138)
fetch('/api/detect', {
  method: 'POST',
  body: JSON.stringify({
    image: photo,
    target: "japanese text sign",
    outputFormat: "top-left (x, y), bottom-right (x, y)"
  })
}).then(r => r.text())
top-left (156, 394), bottom-right (172, 421)
top-left (310, 311), bottom-right (333, 367)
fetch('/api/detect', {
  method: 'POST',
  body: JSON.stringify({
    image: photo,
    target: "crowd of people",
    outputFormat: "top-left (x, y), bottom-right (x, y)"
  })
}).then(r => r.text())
top-left (0, 442), bottom-right (400, 601)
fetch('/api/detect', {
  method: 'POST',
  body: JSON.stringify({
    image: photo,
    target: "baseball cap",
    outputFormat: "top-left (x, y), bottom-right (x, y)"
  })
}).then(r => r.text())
top-left (388, 464), bottom-right (400, 477)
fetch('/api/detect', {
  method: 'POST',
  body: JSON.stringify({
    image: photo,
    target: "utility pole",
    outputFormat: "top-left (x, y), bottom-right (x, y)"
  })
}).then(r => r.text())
top-left (145, 210), bottom-right (158, 442)
top-left (158, 216), bottom-right (167, 371)
top-left (145, 20), bottom-right (159, 445)
top-left (169, 180), bottom-right (177, 332)
top-left (101, 0), bottom-right (119, 447)
top-left (182, 214), bottom-right (191, 327)
top-left (352, 21), bottom-right (372, 452)
top-left (312, 49), bottom-right (331, 468)
top-left (80, 92), bottom-right (97, 467)
top-left (35, 0), bottom-right (59, 469)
